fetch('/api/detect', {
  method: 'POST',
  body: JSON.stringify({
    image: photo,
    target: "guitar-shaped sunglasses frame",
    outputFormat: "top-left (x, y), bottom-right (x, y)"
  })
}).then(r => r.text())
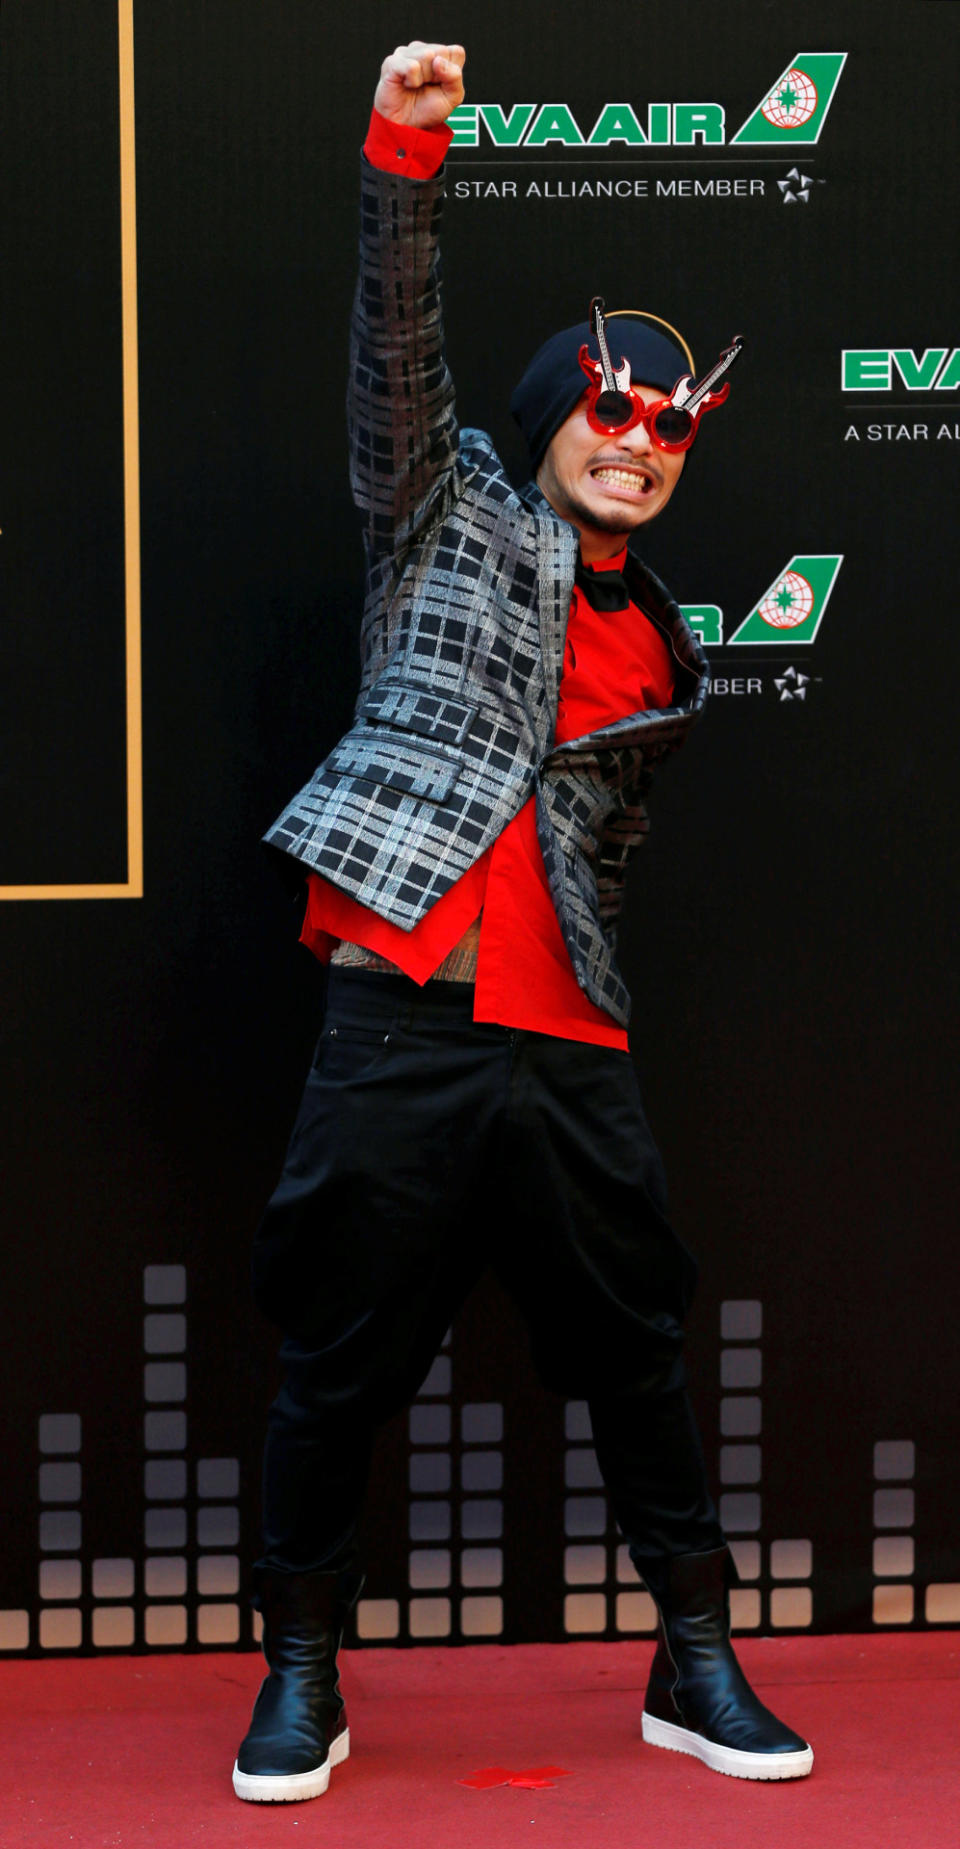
top-left (578, 298), bottom-right (742, 452)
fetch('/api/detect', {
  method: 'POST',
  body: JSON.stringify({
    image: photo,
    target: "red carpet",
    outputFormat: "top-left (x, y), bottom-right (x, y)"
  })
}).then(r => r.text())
top-left (3, 1634), bottom-right (958, 1848)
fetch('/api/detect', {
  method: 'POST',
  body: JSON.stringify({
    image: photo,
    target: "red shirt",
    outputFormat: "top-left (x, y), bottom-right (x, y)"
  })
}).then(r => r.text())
top-left (299, 113), bottom-right (675, 1048)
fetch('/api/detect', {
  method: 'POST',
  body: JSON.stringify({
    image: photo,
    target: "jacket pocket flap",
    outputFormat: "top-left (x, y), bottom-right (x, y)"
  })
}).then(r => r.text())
top-left (360, 684), bottom-right (478, 747)
top-left (321, 738), bottom-right (459, 805)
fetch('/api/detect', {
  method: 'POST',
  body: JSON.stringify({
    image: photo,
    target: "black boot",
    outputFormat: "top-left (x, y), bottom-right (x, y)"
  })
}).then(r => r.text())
top-left (638, 1547), bottom-right (814, 1780)
top-left (233, 1566), bottom-right (363, 1803)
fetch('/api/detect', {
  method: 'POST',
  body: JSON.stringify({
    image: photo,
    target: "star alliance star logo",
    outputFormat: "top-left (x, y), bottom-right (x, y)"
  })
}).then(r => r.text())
top-left (778, 166), bottom-right (825, 204)
top-left (773, 666), bottom-right (811, 701)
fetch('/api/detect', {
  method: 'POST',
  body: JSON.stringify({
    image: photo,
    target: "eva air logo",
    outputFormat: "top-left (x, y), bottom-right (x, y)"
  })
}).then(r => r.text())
top-left (731, 55), bottom-right (848, 144)
top-left (842, 349), bottom-right (960, 392)
top-left (449, 52), bottom-right (847, 149)
top-left (763, 69), bottom-right (819, 127)
top-left (728, 556), bottom-right (843, 645)
top-left (682, 556), bottom-right (843, 648)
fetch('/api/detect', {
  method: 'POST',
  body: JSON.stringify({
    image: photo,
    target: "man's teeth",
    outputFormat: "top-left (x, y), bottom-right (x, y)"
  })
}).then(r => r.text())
top-left (592, 467), bottom-right (652, 491)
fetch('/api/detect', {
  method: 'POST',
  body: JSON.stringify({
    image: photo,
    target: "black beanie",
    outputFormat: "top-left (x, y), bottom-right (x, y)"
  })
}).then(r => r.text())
top-left (511, 313), bottom-right (691, 471)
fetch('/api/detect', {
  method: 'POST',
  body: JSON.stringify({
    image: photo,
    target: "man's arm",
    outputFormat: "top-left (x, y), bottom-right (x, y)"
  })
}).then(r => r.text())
top-left (348, 43), bottom-right (466, 560)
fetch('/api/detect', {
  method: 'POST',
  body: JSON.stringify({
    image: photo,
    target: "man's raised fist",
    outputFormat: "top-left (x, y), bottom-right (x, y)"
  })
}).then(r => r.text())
top-left (374, 42), bottom-right (466, 129)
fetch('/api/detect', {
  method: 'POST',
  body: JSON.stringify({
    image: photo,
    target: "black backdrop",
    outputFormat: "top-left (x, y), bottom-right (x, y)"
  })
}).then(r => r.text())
top-left (2, 0), bottom-right (958, 1657)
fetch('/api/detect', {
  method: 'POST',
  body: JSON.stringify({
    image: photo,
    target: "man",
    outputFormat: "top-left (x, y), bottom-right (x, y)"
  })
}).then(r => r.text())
top-left (234, 40), bottom-right (813, 1803)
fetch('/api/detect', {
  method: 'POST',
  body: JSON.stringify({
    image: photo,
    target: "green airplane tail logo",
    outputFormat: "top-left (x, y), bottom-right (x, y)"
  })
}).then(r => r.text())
top-left (731, 53), bottom-right (847, 145)
top-left (727, 555), bottom-right (843, 646)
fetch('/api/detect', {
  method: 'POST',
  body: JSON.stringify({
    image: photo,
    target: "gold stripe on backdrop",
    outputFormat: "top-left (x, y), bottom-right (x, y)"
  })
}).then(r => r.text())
top-left (1, 0), bottom-right (143, 900)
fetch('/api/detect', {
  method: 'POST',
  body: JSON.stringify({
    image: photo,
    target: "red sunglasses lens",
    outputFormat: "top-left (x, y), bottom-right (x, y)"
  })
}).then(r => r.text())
top-left (651, 405), bottom-right (694, 447)
top-left (593, 389), bottom-right (635, 428)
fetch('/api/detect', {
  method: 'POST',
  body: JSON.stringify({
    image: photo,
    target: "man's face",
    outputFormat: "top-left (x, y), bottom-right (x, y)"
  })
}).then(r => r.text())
top-left (536, 385), bottom-right (686, 556)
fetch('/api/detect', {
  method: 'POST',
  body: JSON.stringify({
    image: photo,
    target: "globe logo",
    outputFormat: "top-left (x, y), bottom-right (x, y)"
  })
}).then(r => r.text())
top-left (761, 68), bottom-right (819, 130)
top-left (759, 571), bottom-right (815, 629)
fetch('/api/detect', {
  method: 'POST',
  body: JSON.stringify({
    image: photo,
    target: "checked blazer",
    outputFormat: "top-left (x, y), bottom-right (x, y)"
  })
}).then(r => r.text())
top-left (264, 159), bottom-right (710, 1027)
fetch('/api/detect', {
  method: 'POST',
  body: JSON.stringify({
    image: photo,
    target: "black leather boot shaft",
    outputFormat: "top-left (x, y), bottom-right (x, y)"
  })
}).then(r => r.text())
top-left (641, 1547), bottom-right (809, 1756)
top-left (236, 1566), bottom-right (363, 1777)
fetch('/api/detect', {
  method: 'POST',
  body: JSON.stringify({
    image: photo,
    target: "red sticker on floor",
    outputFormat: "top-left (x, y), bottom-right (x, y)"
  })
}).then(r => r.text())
top-left (459, 1765), bottom-right (573, 1790)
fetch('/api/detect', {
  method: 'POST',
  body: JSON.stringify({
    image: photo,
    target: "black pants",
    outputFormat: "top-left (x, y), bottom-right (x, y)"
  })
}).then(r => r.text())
top-left (253, 968), bottom-right (723, 1574)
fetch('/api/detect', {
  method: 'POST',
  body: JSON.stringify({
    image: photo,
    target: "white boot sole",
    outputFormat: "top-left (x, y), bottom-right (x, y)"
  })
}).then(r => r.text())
top-left (642, 1711), bottom-right (813, 1780)
top-left (232, 1724), bottom-right (350, 1802)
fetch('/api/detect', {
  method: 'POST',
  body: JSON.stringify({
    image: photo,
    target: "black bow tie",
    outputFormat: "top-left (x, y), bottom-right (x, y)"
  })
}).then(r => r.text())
top-left (574, 557), bottom-right (631, 612)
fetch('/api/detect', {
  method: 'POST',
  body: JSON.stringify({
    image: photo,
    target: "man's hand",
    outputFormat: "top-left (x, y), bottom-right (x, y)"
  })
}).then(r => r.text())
top-left (374, 41), bottom-right (466, 129)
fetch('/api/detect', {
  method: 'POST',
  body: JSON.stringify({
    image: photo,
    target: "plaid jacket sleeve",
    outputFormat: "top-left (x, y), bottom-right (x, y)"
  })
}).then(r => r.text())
top-left (595, 787), bottom-right (653, 942)
top-left (347, 159), bottom-right (460, 565)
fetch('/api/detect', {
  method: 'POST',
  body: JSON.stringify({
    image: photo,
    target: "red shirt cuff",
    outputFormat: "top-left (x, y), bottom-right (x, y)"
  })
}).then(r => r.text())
top-left (363, 105), bottom-right (452, 179)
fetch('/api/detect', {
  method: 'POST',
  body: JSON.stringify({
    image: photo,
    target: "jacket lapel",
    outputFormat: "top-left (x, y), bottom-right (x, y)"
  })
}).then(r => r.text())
top-left (524, 484), bottom-right (578, 727)
top-left (519, 482), bottom-right (710, 758)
